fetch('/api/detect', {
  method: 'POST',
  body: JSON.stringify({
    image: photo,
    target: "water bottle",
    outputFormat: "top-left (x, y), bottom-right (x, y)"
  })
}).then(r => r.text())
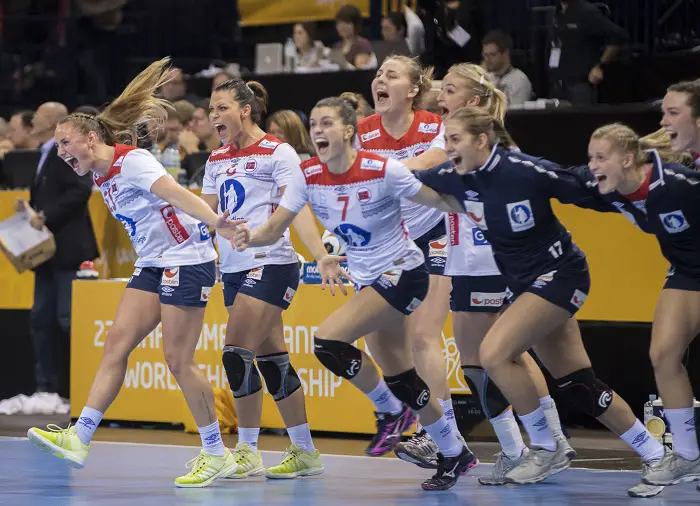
top-left (162, 147), bottom-right (180, 181)
top-left (643, 394), bottom-right (655, 427)
top-left (284, 38), bottom-right (296, 72)
top-left (150, 144), bottom-right (162, 164)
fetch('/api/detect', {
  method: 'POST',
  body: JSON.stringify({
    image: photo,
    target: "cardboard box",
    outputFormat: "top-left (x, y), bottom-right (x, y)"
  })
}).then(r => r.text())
top-left (0, 213), bottom-right (56, 273)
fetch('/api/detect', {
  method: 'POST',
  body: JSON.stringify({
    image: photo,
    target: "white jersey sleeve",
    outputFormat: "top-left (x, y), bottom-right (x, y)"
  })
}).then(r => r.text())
top-left (385, 158), bottom-right (422, 199)
top-left (120, 149), bottom-right (169, 192)
top-left (271, 143), bottom-right (301, 188)
top-left (429, 124), bottom-right (446, 151)
top-left (279, 166), bottom-right (308, 214)
top-left (201, 159), bottom-right (217, 195)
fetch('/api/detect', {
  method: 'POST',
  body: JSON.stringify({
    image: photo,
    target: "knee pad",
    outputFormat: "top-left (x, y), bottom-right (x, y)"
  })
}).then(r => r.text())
top-left (313, 337), bottom-right (363, 379)
top-left (257, 352), bottom-right (301, 401)
top-left (462, 365), bottom-right (510, 419)
top-left (556, 367), bottom-right (613, 417)
top-left (384, 368), bottom-right (430, 411)
top-left (222, 346), bottom-right (262, 398)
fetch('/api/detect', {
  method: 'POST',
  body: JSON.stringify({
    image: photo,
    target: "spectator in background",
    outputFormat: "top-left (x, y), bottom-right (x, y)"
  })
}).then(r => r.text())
top-left (161, 67), bottom-right (200, 104)
top-left (381, 5), bottom-right (425, 57)
top-left (293, 22), bottom-right (325, 70)
top-left (482, 30), bottom-right (533, 107)
top-left (547, 0), bottom-right (628, 106)
top-left (212, 70), bottom-right (236, 92)
top-left (73, 105), bottom-right (101, 116)
top-left (266, 110), bottom-right (315, 160)
top-left (18, 101), bottom-right (99, 414)
top-left (187, 101), bottom-right (222, 153)
top-left (0, 118), bottom-right (8, 142)
top-left (6, 110), bottom-right (39, 150)
top-left (339, 91), bottom-right (374, 121)
top-left (334, 4), bottom-right (373, 68)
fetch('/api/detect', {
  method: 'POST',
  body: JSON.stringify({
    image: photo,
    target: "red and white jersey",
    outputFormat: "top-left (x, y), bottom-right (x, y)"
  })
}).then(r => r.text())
top-left (202, 134), bottom-right (299, 273)
top-left (444, 212), bottom-right (500, 276)
top-left (357, 111), bottom-right (446, 240)
top-left (94, 145), bottom-right (216, 268)
top-left (280, 151), bottom-right (425, 285)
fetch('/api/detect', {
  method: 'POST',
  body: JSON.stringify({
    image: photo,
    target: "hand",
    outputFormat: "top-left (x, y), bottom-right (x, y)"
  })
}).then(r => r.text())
top-left (317, 254), bottom-right (352, 296)
top-left (15, 198), bottom-right (29, 213)
top-left (178, 129), bottom-right (200, 154)
top-left (232, 224), bottom-right (251, 252)
top-left (588, 64), bottom-right (604, 85)
top-left (29, 212), bottom-right (45, 231)
top-left (214, 210), bottom-right (247, 241)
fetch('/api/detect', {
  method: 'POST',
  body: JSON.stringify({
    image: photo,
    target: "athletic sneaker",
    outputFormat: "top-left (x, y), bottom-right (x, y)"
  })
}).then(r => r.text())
top-left (421, 446), bottom-right (479, 491)
top-left (552, 436), bottom-right (577, 474)
top-left (394, 429), bottom-right (439, 468)
top-left (479, 448), bottom-right (529, 485)
top-left (224, 442), bottom-right (265, 479)
top-left (505, 438), bottom-right (572, 484)
top-left (642, 450), bottom-right (700, 486)
top-left (628, 456), bottom-right (666, 497)
top-left (27, 424), bottom-right (90, 468)
top-left (265, 444), bottom-right (324, 479)
top-left (174, 449), bottom-right (237, 488)
top-left (365, 405), bottom-right (417, 457)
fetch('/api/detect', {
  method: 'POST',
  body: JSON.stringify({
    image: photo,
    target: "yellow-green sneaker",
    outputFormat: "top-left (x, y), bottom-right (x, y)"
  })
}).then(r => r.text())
top-left (265, 445), bottom-right (324, 479)
top-left (174, 448), bottom-right (237, 488)
top-left (27, 424), bottom-right (90, 469)
top-left (224, 442), bottom-right (265, 479)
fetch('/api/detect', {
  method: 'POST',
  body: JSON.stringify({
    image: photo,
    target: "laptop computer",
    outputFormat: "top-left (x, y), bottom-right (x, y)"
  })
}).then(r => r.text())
top-left (255, 43), bottom-right (284, 74)
top-left (371, 39), bottom-right (411, 66)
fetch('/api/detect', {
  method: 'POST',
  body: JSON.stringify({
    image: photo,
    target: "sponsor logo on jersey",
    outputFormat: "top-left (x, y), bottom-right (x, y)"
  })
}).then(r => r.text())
top-left (472, 228), bottom-right (489, 246)
top-left (465, 201), bottom-right (487, 230)
top-left (200, 286), bottom-right (212, 302)
top-left (225, 160), bottom-right (238, 176)
top-left (198, 223), bottom-right (211, 241)
top-left (244, 158), bottom-right (258, 172)
top-left (259, 139), bottom-right (280, 150)
top-left (465, 190), bottom-right (480, 200)
top-left (659, 210), bottom-right (690, 234)
top-left (360, 158), bottom-right (384, 171)
top-left (448, 213), bottom-right (459, 245)
top-left (357, 187), bottom-right (372, 202)
top-left (470, 292), bottom-right (505, 307)
top-left (333, 223), bottom-right (372, 247)
top-left (304, 164), bottom-right (323, 177)
top-left (570, 289), bottom-right (587, 309)
top-left (159, 205), bottom-right (190, 244)
top-left (219, 179), bottom-right (246, 214)
top-left (115, 213), bottom-right (137, 237)
top-left (507, 200), bottom-right (535, 232)
top-left (283, 287), bottom-right (296, 303)
top-left (428, 236), bottom-right (448, 258)
top-left (247, 266), bottom-right (264, 280)
top-left (360, 129), bottom-right (381, 142)
top-left (161, 267), bottom-right (180, 287)
top-left (418, 122), bottom-right (439, 134)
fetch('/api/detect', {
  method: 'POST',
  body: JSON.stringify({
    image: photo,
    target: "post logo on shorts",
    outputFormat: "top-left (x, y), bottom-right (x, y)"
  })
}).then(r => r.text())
top-left (200, 286), bottom-right (212, 302)
top-left (219, 179), bottom-right (246, 214)
top-left (428, 236), bottom-right (448, 258)
top-left (247, 267), bottom-right (264, 280)
top-left (570, 289), bottom-right (587, 309)
top-left (405, 297), bottom-right (422, 313)
top-left (160, 206), bottom-right (190, 244)
top-left (161, 267), bottom-right (180, 287)
top-left (658, 210), bottom-right (690, 234)
top-left (283, 287), bottom-right (296, 303)
top-left (507, 200), bottom-right (535, 232)
top-left (333, 224), bottom-right (371, 247)
top-left (470, 292), bottom-right (505, 308)
top-left (466, 201), bottom-right (487, 230)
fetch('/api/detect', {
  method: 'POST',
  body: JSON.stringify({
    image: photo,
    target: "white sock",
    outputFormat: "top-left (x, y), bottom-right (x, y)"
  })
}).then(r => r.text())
top-left (665, 407), bottom-right (700, 460)
top-left (620, 419), bottom-right (665, 462)
top-left (287, 423), bottom-right (315, 453)
top-left (75, 407), bottom-right (103, 446)
top-left (539, 395), bottom-right (565, 439)
top-left (367, 380), bottom-right (403, 415)
top-left (238, 427), bottom-right (260, 452)
top-left (198, 420), bottom-right (226, 456)
top-left (439, 398), bottom-right (461, 437)
top-left (423, 416), bottom-right (465, 458)
top-left (518, 406), bottom-right (556, 451)
top-left (490, 408), bottom-right (526, 459)
top-left (416, 422), bottom-right (424, 433)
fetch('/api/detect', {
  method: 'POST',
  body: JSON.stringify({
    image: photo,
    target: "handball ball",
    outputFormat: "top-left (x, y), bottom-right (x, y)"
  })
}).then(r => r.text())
top-left (296, 252), bottom-right (307, 279)
top-left (322, 230), bottom-right (345, 255)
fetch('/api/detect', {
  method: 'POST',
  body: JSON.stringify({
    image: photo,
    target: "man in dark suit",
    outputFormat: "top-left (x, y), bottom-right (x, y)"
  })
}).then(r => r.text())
top-left (16, 102), bottom-right (99, 412)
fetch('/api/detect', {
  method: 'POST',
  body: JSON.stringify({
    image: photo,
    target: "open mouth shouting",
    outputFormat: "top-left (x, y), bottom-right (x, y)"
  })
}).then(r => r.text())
top-left (214, 123), bottom-right (228, 140)
top-left (314, 136), bottom-right (330, 156)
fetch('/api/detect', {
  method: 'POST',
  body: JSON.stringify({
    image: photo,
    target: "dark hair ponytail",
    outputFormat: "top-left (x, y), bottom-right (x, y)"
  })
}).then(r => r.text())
top-left (214, 78), bottom-right (269, 124)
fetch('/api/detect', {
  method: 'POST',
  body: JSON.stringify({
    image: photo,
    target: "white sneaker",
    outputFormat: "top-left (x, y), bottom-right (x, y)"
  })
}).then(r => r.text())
top-left (0, 394), bottom-right (31, 415)
top-left (23, 392), bottom-right (63, 415)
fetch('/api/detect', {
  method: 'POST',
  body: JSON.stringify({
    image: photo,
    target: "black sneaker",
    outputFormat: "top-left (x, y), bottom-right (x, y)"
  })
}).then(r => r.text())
top-left (421, 446), bottom-right (479, 491)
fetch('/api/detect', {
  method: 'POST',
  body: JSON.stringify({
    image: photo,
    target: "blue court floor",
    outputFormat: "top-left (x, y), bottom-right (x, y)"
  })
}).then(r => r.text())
top-left (1, 437), bottom-right (699, 506)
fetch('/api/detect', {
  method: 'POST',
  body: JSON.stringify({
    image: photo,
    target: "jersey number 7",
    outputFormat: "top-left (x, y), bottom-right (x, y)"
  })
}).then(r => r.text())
top-left (337, 195), bottom-right (349, 220)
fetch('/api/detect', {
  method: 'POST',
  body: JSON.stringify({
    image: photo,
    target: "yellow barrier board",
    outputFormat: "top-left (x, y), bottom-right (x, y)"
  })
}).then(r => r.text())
top-left (239, 0), bottom-right (370, 27)
top-left (70, 281), bottom-right (470, 432)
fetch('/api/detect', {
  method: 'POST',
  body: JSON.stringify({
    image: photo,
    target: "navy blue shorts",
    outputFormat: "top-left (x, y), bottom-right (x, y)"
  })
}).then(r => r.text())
top-left (357, 264), bottom-right (430, 315)
top-left (127, 261), bottom-right (216, 308)
top-left (450, 275), bottom-right (508, 313)
top-left (414, 221), bottom-right (448, 277)
top-left (505, 256), bottom-right (591, 315)
top-left (222, 263), bottom-right (299, 309)
top-left (664, 265), bottom-right (700, 292)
